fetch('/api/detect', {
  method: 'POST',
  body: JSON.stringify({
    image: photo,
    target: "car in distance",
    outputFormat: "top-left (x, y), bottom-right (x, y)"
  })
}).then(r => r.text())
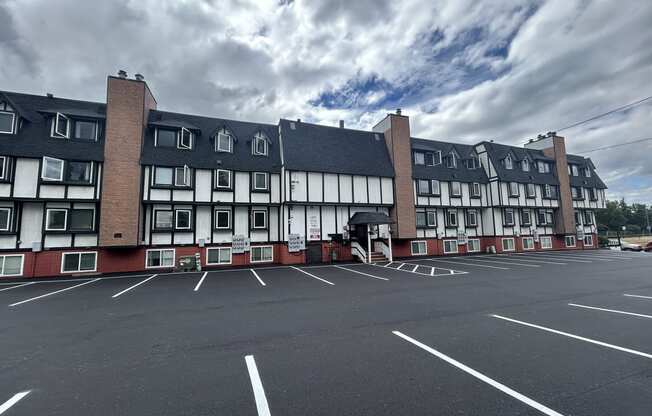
top-left (621, 242), bottom-right (643, 252)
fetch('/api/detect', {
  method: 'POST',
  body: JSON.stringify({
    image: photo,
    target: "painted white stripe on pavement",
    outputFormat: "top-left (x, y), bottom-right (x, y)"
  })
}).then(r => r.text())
top-left (112, 274), bottom-right (158, 298)
top-left (464, 257), bottom-right (540, 267)
top-left (0, 282), bottom-right (34, 292)
top-left (624, 293), bottom-right (652, 300)
top-left (10, 279), bottom-right (100, 307)
top-left (425, 258), bottom-right (509, 270)
top-left (334, 265), bottom-right (389, 281)
top-left (393, 331), bottom-right (565, 416)
top-left (194, 272), bottom-right (208, 291)
top-left (291, 266), bottom-right (334, 285)
top-left (245, 355), bottom-right (271, 416)
top-left (0, 391), bottom-right (31, 414)
top-left (250, 269), bottom-right (266, 286)
top-left (512, 253), bottom-right (591, 263)
top-left (569, 303), bottom-right (652, 319)
top-left (493, 255), bottom-right (566, 265)
top-left (491, 314), bottom-right (652, 359)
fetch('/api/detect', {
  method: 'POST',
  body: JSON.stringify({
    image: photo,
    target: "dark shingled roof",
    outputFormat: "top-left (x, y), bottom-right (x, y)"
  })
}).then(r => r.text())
top-left (410, 138), bottom-right (488, 183)
top-left (348, 211), bottom-right (393, 225)
top-left (480, 141), bottom-right (560, 186)
top-left (280, 119), bottom-right (394, 177)
top-left (0, 91), bottom-right (106, 161)
top-left (141, 110), bottom-right (281, 172)
top-left (567, 154), bottom-right (607, 189)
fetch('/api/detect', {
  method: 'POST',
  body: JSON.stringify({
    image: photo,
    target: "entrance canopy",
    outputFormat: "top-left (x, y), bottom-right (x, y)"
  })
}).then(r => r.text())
top-left (348, 212), bottom-right (393, 226)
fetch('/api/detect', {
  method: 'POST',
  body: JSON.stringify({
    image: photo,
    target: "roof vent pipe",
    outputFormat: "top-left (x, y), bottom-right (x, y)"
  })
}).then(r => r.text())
top-left (117, 70), bottom-right (127, 78)
top-left (134, 73), bottom-right (144, 81)
top-left (339, 120), bottom-right (344, 128)
top-left (396, 108), bottom-right (402, 115)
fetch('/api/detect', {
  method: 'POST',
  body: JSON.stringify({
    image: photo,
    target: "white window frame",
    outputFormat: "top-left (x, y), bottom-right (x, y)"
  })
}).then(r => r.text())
top-left (253, 172), bottom-right (268, 191)
top-left (42, 156), bottom-right (64, 181)
top-left (426, 211), bottom-right (437, 227)
top-left (0, 110), bottom-right (15, 134)
top-left (540, 236), bottom-right (553, 249)
top-left (446, 209), bottom-right (458, 227)
top-left (504, 154), bottom-right (513, 170)
top-left (250, 245), bottom-right (273, 263)
top-left (565, 235), bottom-right (576, 248)
top-left (178, 127), bottom-right (193, 149)
top-left (0, 207), bottom-right (10, 231)
top-left (0, 254), bottom-right (24, 277)
top-left (433, 151), bottom-right (442, 165)
top-left (45, 208), bottom-right (68, 231)
top-left (73, 119), bottom-right (99, 141)
top-left (410, 240), bottom-right (427, 256)
top-left (526, 183), bottom-right (536, 198)
top-left (252, 210), bottom-right (267, 229)
top-left (252, 134), bottom-right (268, 156)
top-left (471, 182), bottom-right (481, 197)
top-left (430, 179), bottom-right (440, 195)
top-left (215, 169), bottom-right (232, 189)
top-left (175, 209), bottom-right (192, 230)
top-left (583, 235), bottom-right (594, 247)
top-left (522, 158), bottom-right (529, 172)
top-left (443, 240), bottom-right (458, 254)
top-left (502, 237), bottom-right (515, 252)
top-left (521, 209), bottom-right (532, 226)
top-left (522, 237), bottom-right (535, 250)
top-left (216, 132), bottom-right (233, 153)
top-left (206, 247), bottom-right (232, 265)
top-left (414, 152), bottom-right (425, 165)
top-left (584, 210), bottom-right (594, 225)
top-left (504, 209), bottom-right (515, 226)
top-left (145, 248), bottom-right (176, 269)
top-left (215, 210), bottom-right (231, 229)
top-left (509, 182), bottom-right (519, 197)
top-left (51, 112), bottom-right (70, 138)
top-left (466, 209), bottom-right (478, 227)
top-left (0, 156), bottom-right (6, 179)
top-left (417, 180), bottom-right (429, 195)
top-left (467, 239), bottom-right (481, 253)
top-left (450, 181), bottom-right (461, 197)
top-left (446, 153), bottom-right (457, 168)
top-left (154, 210), bottom-right (174, 230)
top-left (60, 251), bottom-right (98, 273)
top-left (174, 165), bottom-right (191, 187)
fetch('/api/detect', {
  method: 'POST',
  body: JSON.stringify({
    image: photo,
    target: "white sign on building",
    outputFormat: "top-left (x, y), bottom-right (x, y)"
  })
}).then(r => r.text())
top-left (232, 235), bottom-right (251, 254)
top-left (288, 234), bottom-right (305, 252)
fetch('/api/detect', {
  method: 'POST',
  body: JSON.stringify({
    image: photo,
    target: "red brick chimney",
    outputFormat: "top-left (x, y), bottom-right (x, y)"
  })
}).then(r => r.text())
top-left (99, 73), bottom-right (157, 247)
top-left (373, 110), bottom-right (417, 239)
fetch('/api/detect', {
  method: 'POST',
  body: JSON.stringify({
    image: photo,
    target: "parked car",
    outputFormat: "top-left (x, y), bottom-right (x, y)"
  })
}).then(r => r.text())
top-left (621, 242), bottom-right (643, 252)
top-left (644, 242), bottom-right (652, 252)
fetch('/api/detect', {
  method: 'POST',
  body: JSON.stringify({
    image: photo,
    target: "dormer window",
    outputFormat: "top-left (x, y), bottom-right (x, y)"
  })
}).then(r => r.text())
top-left (582, 167), bottom-right (591, 178)
top-left (74, 120), bottom-right (98, 141)
top-left (538, 161), bottom-right (550, 173)
top-left (569, 164), bottom-right (579, 176)
top-left (253, 132), bottom-right (268, 156)
top-left (51, 113), bottom-right (70, 138)
top-left (414, 152), bottom-right (425, 165)
top-left (178, 127), bottom-right (192, 150)
top-left (504, 154), bottom-right (513, 170)
top-left (446, 153), bottom-right (457, 168)
top-left (522, 159), bottom-right (529, 172)
top-left (155, 128), bottom-right (193, 150)
top-left (466, 156), bottom-right (479, 169)
top-left (427, 151), bottom-right (442, 166)
top-left (0, 102), bottom-right (16, 134)
top-left (216, 130), bottom-right (233, 153)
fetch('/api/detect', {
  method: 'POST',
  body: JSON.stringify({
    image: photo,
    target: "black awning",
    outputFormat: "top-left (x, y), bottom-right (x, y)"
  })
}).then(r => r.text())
top-left (348, 212), bottom-right (394, 225)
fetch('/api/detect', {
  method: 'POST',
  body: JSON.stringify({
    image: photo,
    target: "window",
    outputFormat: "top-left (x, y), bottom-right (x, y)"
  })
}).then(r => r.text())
top-left (584, 235), bottom-right (594, 246)
top-left (526, 183), bottom-right (536, 198)
top-left (61, 252), bottom-right (97, 273)
top-left (538, 161), bottom-right (550, 173)
top-left (468, 239), bottom-right (481, 253)
top-left (417, 179), bottom-right (430, 195)
top-left (583, 167), bottom-right (591, 178)
top-left (504, 209), bottom-right (515, 226)
top-left (584, 211), bottom-right (594, 225)
top-left (450, 181), bottom-right (461, 197)
top-left (574, 211), bottom-right (582, 226)
top-left (155, 129), bottom-right (177, 147)
top-left (416, 211), bottom-right (426, 228)
top-left (252, 210), bottom-right (267, 229)
top-left (571, 186), bottom-right (582, 199)
top-left (521, 209), bottom-right (532, 226)
top-left (425, 152), bottom-right (441, 166)
top-left (215, 169), bottom-right (232, 189)
top-left (504, 154), bottom-right (513, 169)
top-left (69, 209), bottom-right (94, 231)
top-left (466, 156), bottom-right (479, 169)
top-left (178, 127), bottom-right (192, 149)
top-left (446, 153), bottom-right (457, 168)
top-left (51, 113), bottom-right (70, 138)
top-left (587, 188), bottom-right (597, 201)
top-left (46, 209), bottom-right (67, 231)
top-left (253, 172), bottom-right (268, 191)
top-left (154, 210), bottom-right (173, 229)
top-left (502, 238), bottom-right (515, 252)
top-left (565, 235), bottom-right (576, 248)
top-left (414, 152), bottom-right (425, 165)
top-left (445, 209), bottom-right (457, 227)
top-left (523, 237), bottom-right (534, 250)
top-left (466, 210), bottom-right (478, 227)
top-left (543, 184), bottom-right (558, 199)
top-left (42, 157), bottom-right (64, 181)
top-left (65, 161), bottom-right (92, 183)
top-left (540, 236), bottom-right (553, 249)
top-left (0, 109), bottom-right (15, 134)
top-left (443, 240), bottom-right (458, 254)
top-left (0, 254), bottom-right (23, 276)
top-left (216, 131), bottom-right (233, 152)
top-left (206, 247), bottom-right (232, 265)
top-left (509, 182), bottom-right (519, 197)
top-left (174, 166), bottom-right (191, 187)
top-left (537, 209), bottom-right (554, 226)
top-left (0, 207), bottom-right (10, 231)
top-left (431, 180), bottom-right (441, 195)
top-left (215, 210), bottom-right (231, 229)
top-left (74, 120), bottom-right (97, 141)
top-left (522, 159), bottom-right (529, 172)
top-left (251, 246), bottom-right (273, 263)
top-left (253, 133), bottom-right (268, 156)
top-left (154, 167), bottom-right (173, 186)
top-left (0, 156), bottom-right (6, 180)
top-left (175, 209), bottom-right (192, 230)
top-left (471, 182), bottom-right (481, 198)
top-left (426, 211), bottom-right (437, 227)
top-left (146, 249), bottom-right (175, 268)
top-left (411, 241), bottom-right (427, 255)
top-left (570, 164), bottom-right (579, 176)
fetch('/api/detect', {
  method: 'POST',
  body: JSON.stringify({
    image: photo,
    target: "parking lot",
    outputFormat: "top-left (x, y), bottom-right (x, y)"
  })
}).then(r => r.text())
top-left (2, 249), bottom-right (652, 415)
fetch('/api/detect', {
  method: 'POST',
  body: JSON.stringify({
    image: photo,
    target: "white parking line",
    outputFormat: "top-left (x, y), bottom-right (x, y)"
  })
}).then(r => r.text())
top-left (493, 255), bottom-right (567, 265)
top-left (393, 331), bottom-right (565, 416)
top-left (397, 263), bottom-right (406, 270)
top-left (112, 274), bottom-right (158, 298)
top-left (0, 282), bottom-right (34, 292)
top-left (624, 293), bottom-right (652, 300)
top-left (194, 272), bottom-right (209, 292)
top-left (334, 265), bottom-right (389, 281)
top-left (0, 391), bottom-right (31, 414)
top-left (569, 303), bottom-right (652, 319)
top-left (250, 269), bottom-right (267, 286)
top-left (9, 278), bottom-right (100, 307)
top-left (291, 266), bottom-right (334, 285)
top-left (245, 355), bottom-right (271, 416)
top-left (411, 265), bottom-right (419, 272)
top-left (511, 253), bottom-right (591, 263)
top-left (425, 258), bottom-right (509, 270)
top-left (464, 257), bottom-right (540, 268)
top-left (491, 314), bottom-right (652, 359)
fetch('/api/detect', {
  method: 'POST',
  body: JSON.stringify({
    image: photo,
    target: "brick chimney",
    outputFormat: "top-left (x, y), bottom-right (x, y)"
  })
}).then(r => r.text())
top-left (525, 133), bottom-right (575, 235)
top-left (99, 74), bottom-right (157, 247)
top-left (373, 111), bottom-right (416, 239)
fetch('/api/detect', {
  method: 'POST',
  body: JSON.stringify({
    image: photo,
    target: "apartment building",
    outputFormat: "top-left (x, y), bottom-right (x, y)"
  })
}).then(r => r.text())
top-left (0, 73), bottom-right (607, 278)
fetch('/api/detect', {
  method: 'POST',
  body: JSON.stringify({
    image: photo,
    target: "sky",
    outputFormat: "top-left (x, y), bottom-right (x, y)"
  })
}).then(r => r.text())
top-left (1, 0), bottom-right (651, 204)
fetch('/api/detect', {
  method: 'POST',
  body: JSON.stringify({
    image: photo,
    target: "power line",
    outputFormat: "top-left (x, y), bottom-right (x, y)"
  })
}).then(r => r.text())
top-left (575, 137), bottom-right (652, 154)
top-left (556, 95), bottom-right (652, 133)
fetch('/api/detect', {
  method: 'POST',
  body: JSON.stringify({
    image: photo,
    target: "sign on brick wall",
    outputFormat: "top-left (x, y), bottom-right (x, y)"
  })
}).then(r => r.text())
top-left (232, 235), bottom-right (250, 254)
top-left (288, 234), bottom-right (305, 252)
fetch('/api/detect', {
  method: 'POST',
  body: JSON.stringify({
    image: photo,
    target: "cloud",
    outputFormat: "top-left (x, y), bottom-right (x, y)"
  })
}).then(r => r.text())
top-left (0, 0), bottom-right (651, 203)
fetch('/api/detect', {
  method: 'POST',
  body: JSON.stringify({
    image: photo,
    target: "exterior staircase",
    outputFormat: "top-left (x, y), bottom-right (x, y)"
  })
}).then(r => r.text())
top-left (368, 251), bottom-right (388, 263)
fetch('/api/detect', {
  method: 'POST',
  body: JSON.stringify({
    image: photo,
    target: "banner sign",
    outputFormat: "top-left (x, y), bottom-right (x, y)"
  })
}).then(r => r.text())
top-left (288, 234), bottom-right (305, 252)
top-left (232, 235), bottom-right (250, 254)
